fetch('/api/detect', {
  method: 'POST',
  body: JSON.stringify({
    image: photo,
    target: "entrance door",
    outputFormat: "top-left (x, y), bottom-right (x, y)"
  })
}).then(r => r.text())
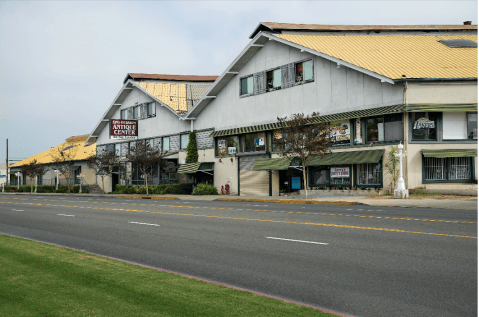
top-left (239, 155), bottom-right (269, 196)
top-left (112, 168), bottom-right (119, 192)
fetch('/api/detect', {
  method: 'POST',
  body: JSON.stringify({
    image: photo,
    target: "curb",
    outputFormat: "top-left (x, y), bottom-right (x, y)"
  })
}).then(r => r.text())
top-left (115, 196), bottom-right (178, 200)
top-left (216, 198), bottom-right (356, 205)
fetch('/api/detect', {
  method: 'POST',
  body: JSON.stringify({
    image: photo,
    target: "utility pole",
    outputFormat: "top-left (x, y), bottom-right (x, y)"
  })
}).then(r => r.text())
top-left (6, 138), bottom-right (8, 185)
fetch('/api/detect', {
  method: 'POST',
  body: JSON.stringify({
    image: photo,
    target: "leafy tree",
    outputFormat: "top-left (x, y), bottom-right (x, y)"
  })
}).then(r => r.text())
top-left (20, 159), bottom-right (46, 193)
top-left (273, 112), bottom-right (331, 199)
top-left (87, 148), bottom-right (121, 194)
top-left (384, 145), bottom-right (400, 193)
top-left (127, 140), bottom-right (167, 195)
top-left (185, 131), bottom-right (199, 163)
top-left (50, 142), bottom-right (79, 193)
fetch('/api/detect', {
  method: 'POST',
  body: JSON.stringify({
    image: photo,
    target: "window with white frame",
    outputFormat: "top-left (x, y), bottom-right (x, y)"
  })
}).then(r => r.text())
top-left (180, 134), bottom-right (189, 150)
top-left (162, 137), bottom-right (170, 152)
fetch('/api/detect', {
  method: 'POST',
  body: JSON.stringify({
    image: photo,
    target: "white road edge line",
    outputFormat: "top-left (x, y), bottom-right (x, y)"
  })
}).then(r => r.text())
top-left (266, 237), bottom-right (328, 245)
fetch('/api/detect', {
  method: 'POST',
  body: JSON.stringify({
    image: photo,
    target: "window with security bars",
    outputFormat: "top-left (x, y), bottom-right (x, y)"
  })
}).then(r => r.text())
top-left (357, 163), bottom-right (382, 186)
top-left (424, 157), bottom-right (472, 181)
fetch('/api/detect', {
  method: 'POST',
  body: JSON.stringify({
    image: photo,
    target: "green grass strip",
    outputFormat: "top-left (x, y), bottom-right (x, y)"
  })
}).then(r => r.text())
top-left (0, 235), bottom-right (339, 317)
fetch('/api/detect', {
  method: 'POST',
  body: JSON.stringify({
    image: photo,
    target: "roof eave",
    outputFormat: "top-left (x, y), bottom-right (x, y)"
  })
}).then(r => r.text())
top-left (249, 22), bottom-right (274, 39)
top-left (393, 77), bottom-right (478, 83)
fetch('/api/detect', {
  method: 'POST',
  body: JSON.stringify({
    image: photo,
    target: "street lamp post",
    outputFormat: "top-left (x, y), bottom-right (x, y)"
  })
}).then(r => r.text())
top-left (394, 142), bottom-right (409, 199)
top-left (15, 172), bottom-right (21, 190)
top-left (77, 174), bottom-right (83, 193)
top-left (54, 170), bottom-right (60, 190)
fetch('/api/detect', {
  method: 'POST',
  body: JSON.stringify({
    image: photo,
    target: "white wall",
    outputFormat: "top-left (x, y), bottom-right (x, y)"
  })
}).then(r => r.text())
top-left (194, 39), bottom-right (404, 131)
top-left (406, 82), bottom-right (478, 104)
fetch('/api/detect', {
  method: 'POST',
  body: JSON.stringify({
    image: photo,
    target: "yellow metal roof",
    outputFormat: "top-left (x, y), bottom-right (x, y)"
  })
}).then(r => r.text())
top-left (10, 135), bottom-right (95, 168)
top-left (275, 34), bottom-right (478, 80)
top-left (137, 82), bottom-right (188, 112)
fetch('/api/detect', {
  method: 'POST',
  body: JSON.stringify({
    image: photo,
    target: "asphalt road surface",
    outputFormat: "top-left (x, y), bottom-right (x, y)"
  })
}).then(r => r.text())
top-left (0, 195), bottom-right (476, 317)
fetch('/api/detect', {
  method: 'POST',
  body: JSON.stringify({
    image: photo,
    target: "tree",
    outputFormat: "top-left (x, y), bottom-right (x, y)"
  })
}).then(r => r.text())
top-left (87, 148), bottom-right (121, 194)
top-left (185, 131), bottom-right (198, 163)
top-left (20, 159), bottom-right (46, 193)
top-left (127, 140), bottom-right (167, 195)
top-left (273, 112), bottom-right (331, 199)
top-left (384, 145), bottom-right (400, 194)
top-left (50, 142), bottom-right (79, 193)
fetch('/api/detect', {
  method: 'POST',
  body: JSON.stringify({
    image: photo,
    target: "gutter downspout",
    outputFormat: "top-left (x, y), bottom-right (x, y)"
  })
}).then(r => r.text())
top-left (403, 81), bottom-right (409, 190)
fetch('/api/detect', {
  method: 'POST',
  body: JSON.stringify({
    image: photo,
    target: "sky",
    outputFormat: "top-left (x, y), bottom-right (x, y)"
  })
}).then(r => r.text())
top-left (0, 0), bottom-right (477, 165)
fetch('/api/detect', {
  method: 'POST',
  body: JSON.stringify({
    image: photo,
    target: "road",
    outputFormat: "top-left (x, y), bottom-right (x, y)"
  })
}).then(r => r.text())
top-left (0, 195), bottom-right (476, 317)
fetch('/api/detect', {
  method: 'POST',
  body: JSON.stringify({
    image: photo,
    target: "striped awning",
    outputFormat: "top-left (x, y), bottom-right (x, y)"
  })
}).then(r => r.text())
top-left (422, 149), bottom-right (477, 158)
top-left (310, 149), bottom-right (385, 166)
top-left (209, 104), bottom-right (405, 138)
top-left (406, 104), bottom-right (478, 112)
top-left (252, 157), bottom-right (293, 171)
top-left (177, 162), bottom-right (201, 174)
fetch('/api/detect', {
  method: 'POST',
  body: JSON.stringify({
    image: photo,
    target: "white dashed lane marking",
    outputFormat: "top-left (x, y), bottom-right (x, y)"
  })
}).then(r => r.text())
top-left (57, 214), bottom-right (75, 217)
top-left (266, 237), bottom-right (329, 245)
top-left (129, 221), bottom-right (160, 227)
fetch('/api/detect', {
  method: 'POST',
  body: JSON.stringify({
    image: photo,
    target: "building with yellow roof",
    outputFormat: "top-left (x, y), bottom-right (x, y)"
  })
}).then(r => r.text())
top-left (9, 134), bottom-right (97, 189)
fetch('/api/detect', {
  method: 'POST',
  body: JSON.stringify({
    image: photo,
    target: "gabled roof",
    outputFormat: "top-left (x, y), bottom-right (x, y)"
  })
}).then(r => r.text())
top-left (186, 31), bottom-right (477, 119)
top-left (123, 73), bottom-right (218, 84)
top-left (10, 135), bottom-right (95, 168)
top-left (250, 22), bottom-right (478, 38)
top-left (275, 34), bottom-right (478, 80)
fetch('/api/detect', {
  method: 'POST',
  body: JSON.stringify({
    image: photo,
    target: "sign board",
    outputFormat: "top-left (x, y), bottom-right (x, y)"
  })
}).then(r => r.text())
top-left (291, 177), bottom-right (301, 189)
top-left (218, 139), bottom-right (226, 149)
top-left (414, 117), bottom-right (435, 130)
top-left (255, 137), bottom-right (264, 146)
top-left (354, 118), bottom-right (362, 144)
top-left (110, 120), bottom-right (138, 139)
top-left (330, 167), bottom-right (350, 178)
top-left (228, 147), bottom-right (237, 155)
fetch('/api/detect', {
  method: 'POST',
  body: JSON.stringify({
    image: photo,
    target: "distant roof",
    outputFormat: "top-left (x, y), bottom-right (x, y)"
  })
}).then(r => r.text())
top-left (274, 34), bottom-right (478, 80)
top-left (250, 22), bottom-right (478, 38)
top-left (10, 135), bottom-right (95, 168)
top-left (124, 73), bottom-right (218, 84)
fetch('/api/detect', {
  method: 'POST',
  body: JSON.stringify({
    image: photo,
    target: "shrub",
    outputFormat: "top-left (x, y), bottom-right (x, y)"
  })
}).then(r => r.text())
top-left (114, 185), bottom-right (139, 194)
top-left (192, 183), bottom-right (218, 195)
top-left (3, 186), bottom-right (17, 192)
top-left (138, 186), bottom-right (147, 194)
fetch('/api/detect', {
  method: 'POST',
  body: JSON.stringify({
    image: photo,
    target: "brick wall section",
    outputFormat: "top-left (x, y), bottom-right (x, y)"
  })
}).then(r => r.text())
top-left (197, 129), bottom-right (214, 149)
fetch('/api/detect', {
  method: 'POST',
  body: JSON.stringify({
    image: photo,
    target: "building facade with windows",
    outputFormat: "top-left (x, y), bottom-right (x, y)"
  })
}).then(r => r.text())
top-left (88, 23), bottom-right (477, 196)
top-left (86, 73), bottom-right (218, 193)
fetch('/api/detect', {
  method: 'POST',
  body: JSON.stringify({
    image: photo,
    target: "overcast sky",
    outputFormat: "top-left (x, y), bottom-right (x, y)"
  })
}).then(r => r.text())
top-left (0, 0), bottom-right (477, 164)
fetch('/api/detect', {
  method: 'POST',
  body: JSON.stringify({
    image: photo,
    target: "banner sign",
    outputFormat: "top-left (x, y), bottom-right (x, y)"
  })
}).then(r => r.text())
top-left (414, 117), bottom-right (435, 130)
top-left (354, 118), bottom-right (362, 144)
top-left (110, 120), bottom-right (138, 139)
top-left (330, 120), bottom-right (350, 145)
top-left (330, 167), bottom-right (350, 178)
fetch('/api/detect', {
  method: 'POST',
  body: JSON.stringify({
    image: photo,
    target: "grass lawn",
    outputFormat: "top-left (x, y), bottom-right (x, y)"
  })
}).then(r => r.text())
top-left (0, 235), bottom-right (338, 316)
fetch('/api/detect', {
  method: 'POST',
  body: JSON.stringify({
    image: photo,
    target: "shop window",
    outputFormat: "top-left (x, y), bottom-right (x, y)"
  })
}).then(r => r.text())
top-left (411, 112), bottom-right (440, 141)
top-left (37, 175), bottom-right (43, 185)
top-left (330, 166), bottom-right (351, 187)
top-left (467, 113), bottom-right (477, 139)
top-left (311, 168), bottom-right (330, 187)
top-left (180, 134), bottom-right (189, 150)
top-left (162, 137), bottom-right (170, 152)
top-left (216, 136), bottom-right (239, 156)
top-left (240, 76), bottom-right (254, 96)
top-left (329, 120), bottom-right (351, 145)
top-left (295, 60), bottom-right (313, 83)
top-left (366, 114), bottom-right (403, 143)
top-left (266, 69), bottom-right (281, 92)
top-left (424, 157), bottom-right (472, 182)
top-left (272, 131), bottom-right (289, 151)
top-left (147, 102), bottom-right (156, 117)
top-left (357, 163), bottom-right (382, 186)
top-left (242, 132), bottom-right (266, 153)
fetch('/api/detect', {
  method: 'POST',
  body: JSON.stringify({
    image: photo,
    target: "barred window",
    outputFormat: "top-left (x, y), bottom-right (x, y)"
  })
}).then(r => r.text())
top-left (424, 157), bottom-right (472, 181)
top-left (357, 163), bottom-right (382, 185)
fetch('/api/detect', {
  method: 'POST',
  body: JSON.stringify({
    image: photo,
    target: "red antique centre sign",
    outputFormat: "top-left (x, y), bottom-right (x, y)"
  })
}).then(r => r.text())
top-left (110, 119), bottom-right (138, 139)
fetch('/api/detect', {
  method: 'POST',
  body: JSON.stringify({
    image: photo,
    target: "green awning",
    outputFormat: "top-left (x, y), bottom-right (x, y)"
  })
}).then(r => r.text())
top-left (198, 162), bottom-right (214, 171)
top-left (422, 149), bottom-right (477, 158)
top-left (406, 104), bottom-right (478, 112)
top-left (309, 149), bottom-right (385, 166)
top-left (252, 157), bottom-right (293, 171)
top-left (209, 104), bottom-right (405, 138)
top-left (177, 162), bottom-right (201, 174)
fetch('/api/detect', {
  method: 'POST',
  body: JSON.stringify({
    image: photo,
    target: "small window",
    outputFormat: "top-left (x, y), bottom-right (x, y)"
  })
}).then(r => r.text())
top-left (133, 106), bottom-right (141, 119)
top-left (148, 102), bottom-right (156, 117)
top-left (467, 113), bottom-right (477, 139)
top-left (295, 60), bottom-right (313, 83)
top-left (412, 112), bottom-right (440, 141)
top-left (242, 132), bottom-right (266, 152)
top-left (367, 117), bottom-right (384, 142)
top-left (121, 109), bottom-right (128, 120)
top-left (216, 136), bottom-right (239, 156)
top-left (180, 134), bottom-right (189, 150)
top-left (240, 76), bottom-right (254, 95)
top-left (266, 69), bottom-right (281, 92)
top-left (115, 144), bottom-right (121, 157)
top-left (438, 39), bottom-right (477, 48)
top-left (162, 137), bottom-right (170, 152)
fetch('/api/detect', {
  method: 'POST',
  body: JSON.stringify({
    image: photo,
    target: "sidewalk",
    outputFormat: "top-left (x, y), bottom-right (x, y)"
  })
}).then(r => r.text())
top-left (2, 192), bottom-right (477, 210)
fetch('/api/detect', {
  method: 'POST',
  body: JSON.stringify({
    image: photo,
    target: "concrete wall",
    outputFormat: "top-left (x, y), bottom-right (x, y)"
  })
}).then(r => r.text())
top-left (96, 87), bottom-right (190, 146)
top-left (406, 82), bottom-right (478, 104)
top-left (194, 39), bottom-right (404, 131)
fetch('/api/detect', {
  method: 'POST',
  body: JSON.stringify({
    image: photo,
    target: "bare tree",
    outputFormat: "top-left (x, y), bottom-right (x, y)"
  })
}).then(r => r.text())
top-left (50, 143), bottom-right (79, 193)
top-left (384, 145), bottom-right (400, 194)
top-left (127, 140), bottom-right (167, 195)
top-left (87, 148), bottom-right (121, 194)
top-left (273, 112), bottom-right (331, 199)
top-left (20, 159), bottom-right (46, 193)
